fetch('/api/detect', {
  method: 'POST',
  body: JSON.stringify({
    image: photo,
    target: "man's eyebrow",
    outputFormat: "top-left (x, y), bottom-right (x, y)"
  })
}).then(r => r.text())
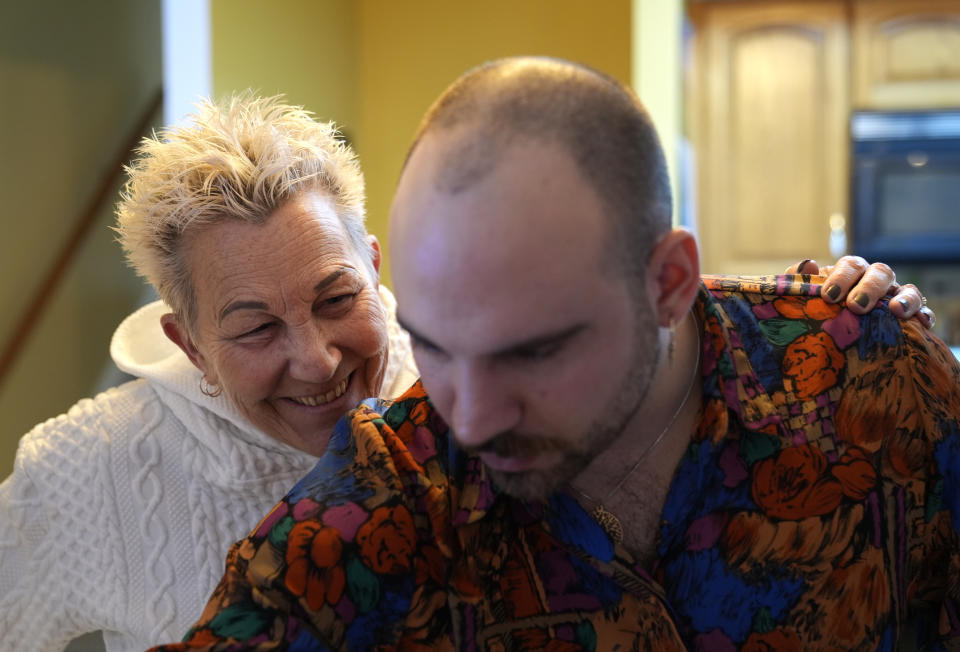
top-left (396, 316), bottom-right (584, 358)
top-left (396, 315), bottom-right (444, 353)
top-left (494, 324), bottom-right (585, 358)
top-left (218, 268), bottom-right (353, 324)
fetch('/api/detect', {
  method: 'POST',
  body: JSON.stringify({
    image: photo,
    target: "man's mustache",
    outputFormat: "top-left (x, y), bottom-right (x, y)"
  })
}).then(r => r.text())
top-left (460, 431), bottom-right (580, 458)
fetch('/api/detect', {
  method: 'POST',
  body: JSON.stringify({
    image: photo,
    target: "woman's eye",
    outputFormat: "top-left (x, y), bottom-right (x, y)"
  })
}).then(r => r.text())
top-left (238, 323), bottom-right (274, 339)
top-left (317, 292), bottom-right (358, 312)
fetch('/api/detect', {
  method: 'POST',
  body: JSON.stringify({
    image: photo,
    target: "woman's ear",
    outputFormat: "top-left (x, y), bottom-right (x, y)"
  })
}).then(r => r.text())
top-left (367, 234), bottom-right (382, 283)
top-left (160, 313), bottom-right (212, 379)
top-left (644, 228), bottom-right (701, 327)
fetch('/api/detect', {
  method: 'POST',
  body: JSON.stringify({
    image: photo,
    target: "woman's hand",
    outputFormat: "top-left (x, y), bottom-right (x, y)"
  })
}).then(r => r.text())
top-left (787, 256), bottom-right (935, 328)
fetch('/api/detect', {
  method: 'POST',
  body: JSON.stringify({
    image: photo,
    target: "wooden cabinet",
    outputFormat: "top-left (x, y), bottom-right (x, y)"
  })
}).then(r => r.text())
top-left (853, 0), bottom-right (960, 108)
top-left (687, 2), bottom-right (849, 274)
top-left (687, 0), bottom-right (960, 275)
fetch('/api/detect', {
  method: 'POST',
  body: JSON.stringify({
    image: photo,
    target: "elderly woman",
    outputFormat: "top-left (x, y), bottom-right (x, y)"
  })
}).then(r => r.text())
top-left (0, 94), bottom-right (927, 652)
top-left (0, 95), bottom-right (416, 651)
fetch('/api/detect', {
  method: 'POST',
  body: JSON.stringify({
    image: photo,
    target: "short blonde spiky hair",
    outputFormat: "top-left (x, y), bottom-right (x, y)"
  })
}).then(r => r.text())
top-left (115, 92), bottom-right (368, 326)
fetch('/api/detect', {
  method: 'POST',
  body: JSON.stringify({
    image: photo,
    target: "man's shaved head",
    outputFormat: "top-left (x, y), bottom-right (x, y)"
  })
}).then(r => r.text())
top-left (403, 56), bottom-right (673, 277)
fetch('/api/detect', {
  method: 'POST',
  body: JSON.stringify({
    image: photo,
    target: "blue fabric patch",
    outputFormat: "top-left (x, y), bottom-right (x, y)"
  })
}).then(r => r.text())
top-left (934, 422), bottom-right (960, 534)
top-left (716, 295), bottom-right (782, 389)
top-left (285, 411), bottom-right (376, 505)
top-left (659, 438), bottom-right (754, 553)
top-left (857, 305), bottom-right (902, 359)
top-left (545, 492), bottom-right (615, 563)
top-left (343, 583), bottom-right (414, 648)
top-left (566, 547), bottom-right (623, 605)
top-left (288, 627), bottom-right (327, 651)
top-left (663, 548), bottom-right (804, 643)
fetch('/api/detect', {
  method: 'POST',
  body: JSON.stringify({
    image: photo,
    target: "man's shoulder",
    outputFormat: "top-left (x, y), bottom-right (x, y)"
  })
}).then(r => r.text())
top-left (698, 273), bottom-right (901, 349)
top-left (700, 274), bottom-right (825, 301)
top-left (696, 273), bottom-right (959, 431)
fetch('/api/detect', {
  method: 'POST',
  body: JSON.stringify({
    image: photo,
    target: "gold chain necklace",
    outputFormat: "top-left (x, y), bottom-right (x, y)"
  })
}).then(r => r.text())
top-left (569, 315), bottom-right (701, 544)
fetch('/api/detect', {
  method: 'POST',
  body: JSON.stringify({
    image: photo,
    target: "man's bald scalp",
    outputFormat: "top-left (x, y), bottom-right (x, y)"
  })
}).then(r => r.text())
top-left (404, 56), bottom-right (673, 277)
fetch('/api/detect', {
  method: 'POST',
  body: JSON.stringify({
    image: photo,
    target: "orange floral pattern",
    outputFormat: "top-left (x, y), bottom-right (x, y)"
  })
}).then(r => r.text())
top-left (356, 505), bottom-right (417, 575)
top-left (752, 445), bottom-right (877, 520)
top-left (284, 521), bottom-right (346, 610)
top-left (752, 444), bottom-right (843, 519)
top-left (782, 331), bottom-right (845, 399)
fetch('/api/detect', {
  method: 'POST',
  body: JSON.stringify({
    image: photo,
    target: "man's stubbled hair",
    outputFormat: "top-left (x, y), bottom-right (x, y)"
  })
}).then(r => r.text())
top-left (404, 56), bottom-right (672, 280)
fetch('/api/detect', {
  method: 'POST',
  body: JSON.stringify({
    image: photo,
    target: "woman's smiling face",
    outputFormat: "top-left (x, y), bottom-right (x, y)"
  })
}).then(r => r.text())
top-left (164, 191), bottom-right (388, 456)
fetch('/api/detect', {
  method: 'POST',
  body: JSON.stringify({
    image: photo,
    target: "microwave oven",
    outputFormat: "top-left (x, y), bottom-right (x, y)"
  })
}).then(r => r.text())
top-left (851, 110), bottom-right (960, 263)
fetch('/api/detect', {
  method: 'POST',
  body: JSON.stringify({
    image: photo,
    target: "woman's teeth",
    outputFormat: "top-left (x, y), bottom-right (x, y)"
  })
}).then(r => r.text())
top-left (290, 377), bottom-right (349, 406)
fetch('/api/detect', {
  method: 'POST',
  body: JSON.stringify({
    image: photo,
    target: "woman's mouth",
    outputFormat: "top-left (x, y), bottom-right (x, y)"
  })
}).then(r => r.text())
top-left (288, 375), bottom-right (350, 407)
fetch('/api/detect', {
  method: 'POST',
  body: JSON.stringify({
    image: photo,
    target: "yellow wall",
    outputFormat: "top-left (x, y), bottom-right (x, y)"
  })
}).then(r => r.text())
top-left (211, 0), bottom-right (631, 285)
top-left (0, 1), bottom-right (162, 478)
top-left (211, 0), bottom-right (358, 129)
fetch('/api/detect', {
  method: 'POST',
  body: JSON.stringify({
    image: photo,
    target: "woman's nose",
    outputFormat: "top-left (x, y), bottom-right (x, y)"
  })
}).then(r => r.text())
top-left (287, 324), bottom-right (341, 381)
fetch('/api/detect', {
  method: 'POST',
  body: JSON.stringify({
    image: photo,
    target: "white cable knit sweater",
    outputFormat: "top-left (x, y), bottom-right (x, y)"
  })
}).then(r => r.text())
top-left (0, 287), bottom-right (418, 652)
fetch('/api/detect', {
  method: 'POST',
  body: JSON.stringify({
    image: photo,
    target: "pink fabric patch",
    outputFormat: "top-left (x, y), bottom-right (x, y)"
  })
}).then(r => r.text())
top-left (321, 502), bottom-right (368, 541)
top-left (695, 628), bottom-right (736, 651)
top-left (292, 498), bottom-right (322, 521)
top-left (822, 310), bottom-right (861, 350)
top-left (719, 442), bottom-right (748, 488)
top-left (752, 303), bottom-right (779, 320)
top-left (334, 594), bottom-right (356, 622)
top-left (408, 426), bottom-right (438, 462)
top-left (685, 513), bottom-right (730, 551)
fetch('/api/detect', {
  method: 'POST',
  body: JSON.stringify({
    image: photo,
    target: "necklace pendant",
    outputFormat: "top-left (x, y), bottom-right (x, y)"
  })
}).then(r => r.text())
top-left (591, 504), bottom-right (624, 544)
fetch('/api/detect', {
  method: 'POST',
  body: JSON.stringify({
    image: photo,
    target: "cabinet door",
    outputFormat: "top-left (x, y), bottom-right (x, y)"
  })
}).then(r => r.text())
top-left (853, 0), bottom-right (960, 108)
top-left (688, 1), bottom-right (849, 274)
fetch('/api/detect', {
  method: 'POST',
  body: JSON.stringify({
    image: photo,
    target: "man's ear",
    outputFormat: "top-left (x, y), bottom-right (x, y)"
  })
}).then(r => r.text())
top-left (645, 228), bottom-right (701, 327)
top-left (160, 313), bottom-right (212, 379)
top-left (367, 234), bottom-right (382, 283)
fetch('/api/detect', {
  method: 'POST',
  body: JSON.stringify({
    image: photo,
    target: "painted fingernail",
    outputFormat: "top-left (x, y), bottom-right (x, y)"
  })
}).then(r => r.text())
top-left (826, 285), bottom-right (841, 301)
top-left (898, 298), bottom-right (910, 311)
top-left (797, 259), bottom-right (812, 274)
top-left (855, 293), bottom-right (869, 308)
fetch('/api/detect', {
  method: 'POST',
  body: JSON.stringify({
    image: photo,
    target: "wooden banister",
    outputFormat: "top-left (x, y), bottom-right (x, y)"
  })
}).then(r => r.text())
top-left (0, 89), bottom-right (163, 391)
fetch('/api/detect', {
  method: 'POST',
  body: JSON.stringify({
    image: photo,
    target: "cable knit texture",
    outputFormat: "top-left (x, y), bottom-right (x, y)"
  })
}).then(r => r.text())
top-left (0, 286), bottom-right (417, 651)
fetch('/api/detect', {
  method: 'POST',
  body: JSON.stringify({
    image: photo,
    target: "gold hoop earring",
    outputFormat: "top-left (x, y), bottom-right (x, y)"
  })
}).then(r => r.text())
top-left (200, 377), bottom-right (222, 398)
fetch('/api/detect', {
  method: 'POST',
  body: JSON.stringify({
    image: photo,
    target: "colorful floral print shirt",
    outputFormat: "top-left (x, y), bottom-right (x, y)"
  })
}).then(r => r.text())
top-left (154, 275), bottom-right (960, 651)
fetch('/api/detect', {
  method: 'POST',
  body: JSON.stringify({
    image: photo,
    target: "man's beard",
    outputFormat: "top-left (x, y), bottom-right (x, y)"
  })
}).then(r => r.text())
top-left (467, 318), bottom-right (661, 502)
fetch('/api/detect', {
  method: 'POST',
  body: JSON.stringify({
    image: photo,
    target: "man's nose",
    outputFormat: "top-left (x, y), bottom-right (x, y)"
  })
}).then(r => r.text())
top-left (449, 363), bottom-right (521, 450)
top-left (287, 323), bottom-right (341, 380)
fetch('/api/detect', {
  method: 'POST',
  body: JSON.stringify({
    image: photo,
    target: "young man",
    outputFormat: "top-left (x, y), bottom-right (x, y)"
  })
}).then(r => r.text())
top-left (156, 58), bottom-right (960, 650)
